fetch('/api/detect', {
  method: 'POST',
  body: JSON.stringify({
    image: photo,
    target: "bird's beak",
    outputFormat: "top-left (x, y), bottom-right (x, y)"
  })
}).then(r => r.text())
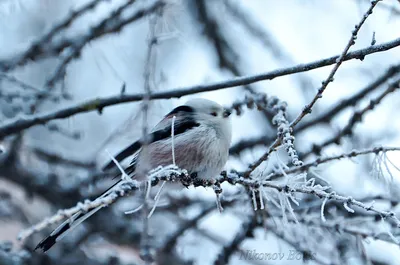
top-left (223, 109), bottom-right (231, 118)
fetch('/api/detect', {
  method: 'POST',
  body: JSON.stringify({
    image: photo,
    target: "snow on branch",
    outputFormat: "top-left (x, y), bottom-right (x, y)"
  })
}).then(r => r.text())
top-left (20, 155), bottom-right (400, 243)
top-left (224, 173), bottom-right (400, 228)
top-left (240, 94), bottom-right (303, 177)
top-left (18, 180), bottom-right (140, 241)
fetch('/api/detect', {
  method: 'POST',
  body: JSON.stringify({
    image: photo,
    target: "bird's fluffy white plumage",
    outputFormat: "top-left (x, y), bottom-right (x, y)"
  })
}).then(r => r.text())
top-left (135, 98), bottom-right (232, 180)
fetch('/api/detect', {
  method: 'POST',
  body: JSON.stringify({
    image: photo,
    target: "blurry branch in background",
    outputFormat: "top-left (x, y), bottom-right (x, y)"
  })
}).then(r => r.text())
top-left (0, 0), bottom-right (110, 71)
top-left (0, 73), bottom-right (52, 96)
top-left (295, 64), bottom-right (400, 132)
top-left (362, 0), bottom-right (400, 16)
top-left (223, 0), bottom-right (316, 100)
top-left (194, 0), bottom-right (276, 125)
top-left (1, 37), bottom-right (400, 139)
top-left (0, 73), bottom-right (63, 105)
top-left (18, 179), bottom-right (140, 241)
top-left (139, 9), bottom-right (162, 263)
top-left (43, 0), bottom-right (164, 90)
top-left (161, 203), bottom-right (217, 253)
top-left (214, 216), bottom-right (257, 265)
top-left (301, 76), bottom-right (400, 158)
top-left (0, 1), bottom-right (165, 73)
top-left (266, 222), bottom-right (336, 265)
top-left (32, 147), bottom-right (96, 169)
top-left (196, 227), bottom-right (269, 265)
top-left (0, 241), bottom-right (130, 265)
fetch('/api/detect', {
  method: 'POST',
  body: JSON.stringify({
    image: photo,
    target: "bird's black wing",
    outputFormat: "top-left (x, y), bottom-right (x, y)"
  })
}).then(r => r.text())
top-left (102, 141), bottom-right (142, 171)
top-left (102, 105), bottom-right (198, 172)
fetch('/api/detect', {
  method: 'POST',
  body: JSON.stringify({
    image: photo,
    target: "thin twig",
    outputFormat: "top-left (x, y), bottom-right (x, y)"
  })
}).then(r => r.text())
top-left (225, 174), bottom-right (400, 228)
top-left (270, 146), bottom-right (400, 179)
top-left (229, 63), bottom-right (400, 155)
top-left (140, 12), bottom-right (160, 263)
top-left (290, 0), bottom-right (383, 128)
top-left (302, 77), bottom-right (400, 157)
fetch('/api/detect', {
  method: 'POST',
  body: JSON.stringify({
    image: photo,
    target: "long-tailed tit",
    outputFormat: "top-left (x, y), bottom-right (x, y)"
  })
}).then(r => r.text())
top-left (35, 98), bottom-right (232, 252)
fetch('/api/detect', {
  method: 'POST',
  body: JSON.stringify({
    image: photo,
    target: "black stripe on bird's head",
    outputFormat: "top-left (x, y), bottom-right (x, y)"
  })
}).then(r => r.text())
top-left (165, 105), bottom-right (194, 118)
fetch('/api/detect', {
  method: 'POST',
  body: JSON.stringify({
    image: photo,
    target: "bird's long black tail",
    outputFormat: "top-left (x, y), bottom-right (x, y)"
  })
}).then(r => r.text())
top-left (34, 179), bottom-right (123, 252)
top-left (35, 153), bottom-right (138, 252)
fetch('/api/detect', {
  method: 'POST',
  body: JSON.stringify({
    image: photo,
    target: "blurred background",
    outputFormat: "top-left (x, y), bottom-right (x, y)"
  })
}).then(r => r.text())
top-left (0, 0), bottom-right (400, 264)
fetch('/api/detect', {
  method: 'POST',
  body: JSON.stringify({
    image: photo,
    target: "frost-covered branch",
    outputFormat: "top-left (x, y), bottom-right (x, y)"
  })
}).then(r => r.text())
top-left (18, 180), bottom-right (140, 241)
top-left (224, 173), bottom-right (400, 228)
top-left (270, 146), bottom-right (400, 179)
top-left (242, 95), bottom-right (303, 177)
top-left (230, 63), bottom-right (400, 155)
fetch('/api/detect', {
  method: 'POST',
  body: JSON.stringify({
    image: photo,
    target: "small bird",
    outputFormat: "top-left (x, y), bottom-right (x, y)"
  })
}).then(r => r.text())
top-left (35, 98), bottom-right (232, 252)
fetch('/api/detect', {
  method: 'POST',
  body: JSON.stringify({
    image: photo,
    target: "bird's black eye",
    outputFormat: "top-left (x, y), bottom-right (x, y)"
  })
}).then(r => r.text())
top-left (210, 112), bottom-right (218, 117)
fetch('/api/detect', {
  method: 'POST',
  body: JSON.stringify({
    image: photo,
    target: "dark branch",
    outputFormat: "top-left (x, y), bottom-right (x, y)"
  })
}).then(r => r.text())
top-left (1, 37), bottom-right (400, 139)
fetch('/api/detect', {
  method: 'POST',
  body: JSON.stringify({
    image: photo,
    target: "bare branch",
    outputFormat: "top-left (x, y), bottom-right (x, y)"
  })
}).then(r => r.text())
top-left (290, 0), bottom-right (384, 128)
top-left (214, 216), bottom-right (257, 265)
top-left (32, 147), bottom-right (96, 169)
top-left (161, 203), bottom-right (216, 253)
top-left (0, 36), bottom-right (397, 139)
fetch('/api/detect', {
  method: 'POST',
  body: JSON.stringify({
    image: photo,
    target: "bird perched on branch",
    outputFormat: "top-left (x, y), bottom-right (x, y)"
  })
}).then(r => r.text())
top-left (35, 98), bottom-right (232, 252)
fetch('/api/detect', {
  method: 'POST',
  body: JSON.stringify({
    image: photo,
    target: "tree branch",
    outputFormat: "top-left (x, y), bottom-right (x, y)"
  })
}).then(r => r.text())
top-left (290, 0), bottom-right (383, 128)
top-left (1, 37), bottom-right (399, 139)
